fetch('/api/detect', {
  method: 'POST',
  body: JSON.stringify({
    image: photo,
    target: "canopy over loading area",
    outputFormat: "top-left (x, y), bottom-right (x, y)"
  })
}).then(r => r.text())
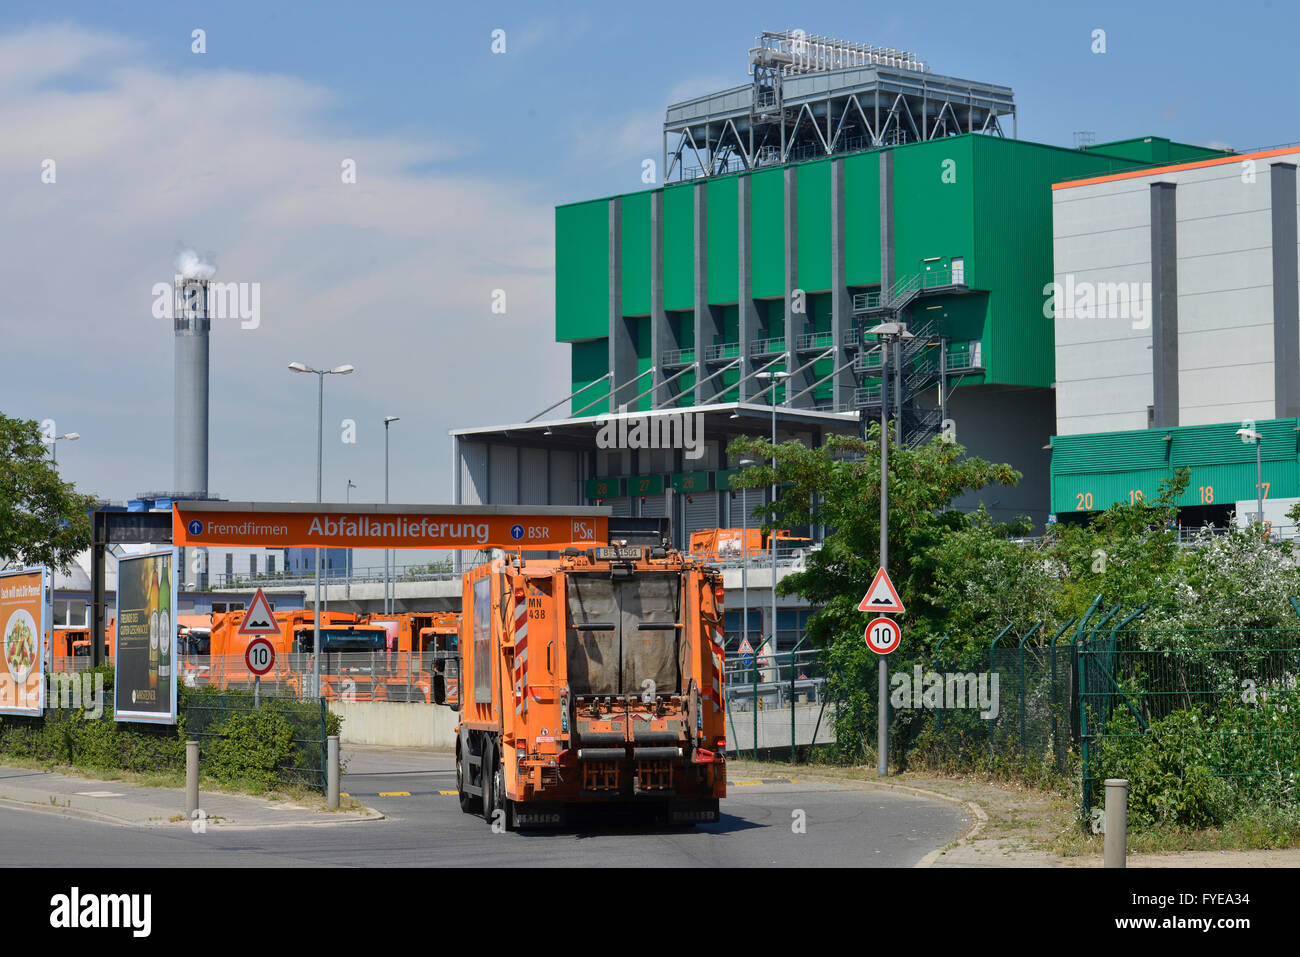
top-left (172, 501), bottom-right (612, 550)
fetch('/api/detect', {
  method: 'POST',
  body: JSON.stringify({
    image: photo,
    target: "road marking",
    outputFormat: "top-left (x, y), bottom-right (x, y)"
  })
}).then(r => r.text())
top-left (340, 793), bottom-right (350, 798)
top-left (378, 791), bottom-right (411, 797)
top-left (75, 791), bottom-right (124, 797)
top-left (732, 778), bottom-right (793, 786)
top-left (438, 790), bottom-right (458, 795)
top-left (732, 780), bottom-right (763, 786)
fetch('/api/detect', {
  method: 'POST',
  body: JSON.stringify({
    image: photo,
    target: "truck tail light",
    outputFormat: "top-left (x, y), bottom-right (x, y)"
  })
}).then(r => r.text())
top-left (514, 588), bottom-right (525, 601)
top-left (713, 586), bottom-right (725, 603)
top-left (716, 736), bottom-right (726, 750)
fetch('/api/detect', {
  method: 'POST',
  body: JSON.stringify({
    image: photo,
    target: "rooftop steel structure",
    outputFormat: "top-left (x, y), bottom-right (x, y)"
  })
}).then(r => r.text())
top-left (664, 29), bottom-right (1016, 181)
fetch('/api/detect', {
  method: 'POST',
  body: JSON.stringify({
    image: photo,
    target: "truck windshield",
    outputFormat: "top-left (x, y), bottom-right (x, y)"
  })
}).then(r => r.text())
top-left (564, 572), bottom-right (682, 696)
top-left (319, 629), bottom-right (387, 652)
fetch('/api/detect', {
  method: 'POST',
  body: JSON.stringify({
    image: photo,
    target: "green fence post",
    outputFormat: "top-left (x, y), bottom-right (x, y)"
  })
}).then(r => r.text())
top-left (934, 634), bottom-right (948, 733)
top-left (1079, 634), bottom-right (1090, 820)
top-left (1048, 617), bottom-right (1078, 772)
top-left (753, 637), bottom-right (760, 760)
top-left (790, 635), bottom-right (808, 762)
top-left (1288, 596), bottom-right (1300, 621)
top-left (1018, 622), bottom-right (1043, 753)
top-left (320, 696), bottom-right (328, 792)
top-left (988, 624), bottom-right (1015, 755)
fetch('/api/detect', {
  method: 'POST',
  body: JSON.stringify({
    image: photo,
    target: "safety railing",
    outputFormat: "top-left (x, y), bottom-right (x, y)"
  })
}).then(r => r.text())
top-left (661, 347), bottom-right (696, 366)
top-left (750, 337), bottom-right (786, 356)
top-left (176, 652), bottom-right (443, 703)
top-left (703, 341), bottom-right (742, 361)
top-left (721, 646), bottom-right (832, 758)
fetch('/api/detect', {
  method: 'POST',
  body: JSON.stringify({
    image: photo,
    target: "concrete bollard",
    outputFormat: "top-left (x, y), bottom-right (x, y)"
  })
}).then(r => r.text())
top-left (1104, 778), bottom-right (1128, 868)
top-left (186, 740), bottom-right (200, 817)
top-left (327, 735), bottom-right (340, 810)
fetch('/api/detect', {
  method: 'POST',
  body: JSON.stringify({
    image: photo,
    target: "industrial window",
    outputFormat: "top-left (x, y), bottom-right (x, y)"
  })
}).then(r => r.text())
top-left (249, 555), bottom-right (257, 578)
top-left (225, 553), bottom-right (233, 578)
top-left (267, 555), bottom-right (276, 576)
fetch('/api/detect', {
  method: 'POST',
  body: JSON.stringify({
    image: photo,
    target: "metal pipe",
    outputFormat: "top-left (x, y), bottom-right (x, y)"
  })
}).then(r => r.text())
top-left (314, 372), bottom-right (322, 698)
top-left (526, 372), bottom-right (611, 422)
top-left (186, 740), bottom-right (199, 817)
top-left (1104, 779), bottom-right (1128, 867)
top-left (878, 344), bottom-right (889, 777)
top-left (327, 735), bottom-right (340, 810)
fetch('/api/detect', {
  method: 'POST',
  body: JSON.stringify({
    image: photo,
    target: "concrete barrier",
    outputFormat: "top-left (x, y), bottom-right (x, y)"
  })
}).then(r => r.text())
top-left (329, 700), bottom-right (458, 749)
top-left (725, 703), bottom-right (836, 753)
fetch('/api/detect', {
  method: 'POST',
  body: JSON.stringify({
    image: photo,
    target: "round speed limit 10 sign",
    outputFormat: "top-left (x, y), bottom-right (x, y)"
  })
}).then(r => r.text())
top-left (864, 617), bottom-right (901, 655)
top-left (245, 637), bottom-right (276, 676)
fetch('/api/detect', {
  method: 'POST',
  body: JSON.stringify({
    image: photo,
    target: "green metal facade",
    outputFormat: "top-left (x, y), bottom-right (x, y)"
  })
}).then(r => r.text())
top-left (1051, 419), bottom-right (1300, 514)
top-left (555, 134), bottom-right (1229, 415)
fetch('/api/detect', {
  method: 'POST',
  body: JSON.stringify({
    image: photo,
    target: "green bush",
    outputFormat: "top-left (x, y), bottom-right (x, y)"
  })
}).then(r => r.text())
top-left (202, 708), bottom-right (298, 792)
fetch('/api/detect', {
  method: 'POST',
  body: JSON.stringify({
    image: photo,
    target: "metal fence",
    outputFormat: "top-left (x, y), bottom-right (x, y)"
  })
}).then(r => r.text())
top-left (721, 646), bottom-right (830, 758)
top-left (1079, 624), bottom-right (1300, 816)
top-left (176, 653), bottom-right (438, 703)
top-left (181, 692), bottom-right (330, 791)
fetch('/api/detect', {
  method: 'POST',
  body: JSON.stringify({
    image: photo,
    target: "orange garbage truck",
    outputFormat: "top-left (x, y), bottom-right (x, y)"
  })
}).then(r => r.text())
top-left (437, 544), bottom-right (728, 829)
top-left (363, 612), bottom-right (461, 702)
top-left (688, 527), bottom-right (811, 562)
top-left (209, 609), bottom-right (390, 698)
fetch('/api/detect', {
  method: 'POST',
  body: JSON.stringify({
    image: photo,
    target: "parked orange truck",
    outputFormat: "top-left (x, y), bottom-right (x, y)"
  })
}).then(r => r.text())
top-left (437, 544), bottom-right (728, 829)
top-left (688, 527), bottom-right (811, 562)
top-left (363, 612), bottom-right (460, 702)
top-left (208, 610), bottom-right (389, 698)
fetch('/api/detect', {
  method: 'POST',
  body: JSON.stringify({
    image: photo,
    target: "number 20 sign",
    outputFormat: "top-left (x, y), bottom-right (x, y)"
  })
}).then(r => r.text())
top-left (864, 617), bottom-right (901, 655)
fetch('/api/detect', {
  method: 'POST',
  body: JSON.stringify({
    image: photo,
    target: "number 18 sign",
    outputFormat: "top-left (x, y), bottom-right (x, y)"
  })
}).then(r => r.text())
top-left (864, 617), bottom-right (901, 655)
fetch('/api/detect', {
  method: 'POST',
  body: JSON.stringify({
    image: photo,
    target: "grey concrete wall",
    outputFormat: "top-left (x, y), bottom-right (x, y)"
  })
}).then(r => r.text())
top-left (1053, 148), bottom-right (1300, 436)
top-left (330, 700), bottom-right (458, 749)
top-left (946, 386), bottom-right (1055, 528)
top-left (725, 703), bottom-right (836, 752)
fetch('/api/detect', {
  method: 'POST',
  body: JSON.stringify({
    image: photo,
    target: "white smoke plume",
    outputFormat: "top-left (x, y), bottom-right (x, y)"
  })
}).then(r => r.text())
top-left (175, 245), bottom-right (217, 280)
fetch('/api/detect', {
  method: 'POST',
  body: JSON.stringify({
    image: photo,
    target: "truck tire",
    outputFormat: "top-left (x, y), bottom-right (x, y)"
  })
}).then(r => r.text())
top-left (481, 739), bottom-right (497, 825)
top-left (491, 755), bottom-right (516, 832)
top-left (457, 740), bottom-right (481, 815)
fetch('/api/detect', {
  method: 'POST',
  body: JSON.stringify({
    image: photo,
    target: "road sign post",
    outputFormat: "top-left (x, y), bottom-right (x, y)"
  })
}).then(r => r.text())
top-left (244, 636), bottom-right (276, 708)
top-left (859, 567), bottom-right (904, 777)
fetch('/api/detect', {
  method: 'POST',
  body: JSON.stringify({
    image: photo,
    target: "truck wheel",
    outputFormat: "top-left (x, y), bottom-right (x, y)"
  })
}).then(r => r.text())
top-left (457, 741), bottom-right (481, 815)
top-left (492, 758), bottom-right (516, 832)
top-left (481, 739), bottom-right (497, 824)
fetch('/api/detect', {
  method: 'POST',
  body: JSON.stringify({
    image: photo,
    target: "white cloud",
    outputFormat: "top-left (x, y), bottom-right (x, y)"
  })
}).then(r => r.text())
top-left (0, 23), bottom-right (567, 509)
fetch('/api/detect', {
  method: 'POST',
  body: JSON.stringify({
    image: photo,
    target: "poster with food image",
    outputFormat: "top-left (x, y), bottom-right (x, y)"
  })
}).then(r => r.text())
top-left (0, 567), bottom-right (48, 716)
top-left (114, 548), bottom-right (178, 724)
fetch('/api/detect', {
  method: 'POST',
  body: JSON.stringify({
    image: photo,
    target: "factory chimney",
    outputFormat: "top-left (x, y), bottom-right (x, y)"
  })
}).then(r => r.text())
top-left (173, 247), bottom-right (215, 498)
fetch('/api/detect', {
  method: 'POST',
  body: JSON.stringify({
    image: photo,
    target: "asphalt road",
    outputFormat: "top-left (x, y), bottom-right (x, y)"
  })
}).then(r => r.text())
top-left (0, 749), bottom-right (968, 867)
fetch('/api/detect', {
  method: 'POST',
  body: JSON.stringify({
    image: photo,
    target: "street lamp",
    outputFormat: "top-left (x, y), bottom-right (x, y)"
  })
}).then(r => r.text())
top-left (289, 361), bottom-right (354, 697)
top-left (867, 322), bottom-right (913, 778)
top-left (384, 416), bottom-right (400, 614)
top-left (1236, 427), bottom-right (1264, 529)
top-left (755, 370), bottom-right (789, 667)
top-left (51, 432), bottom-right (79, 466)
top-left (737, 457), bottom-right (761, 658)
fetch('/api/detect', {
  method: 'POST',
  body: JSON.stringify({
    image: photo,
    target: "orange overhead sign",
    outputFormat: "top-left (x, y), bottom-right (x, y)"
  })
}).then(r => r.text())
top-left (173, 503), bottom-right (609, 550)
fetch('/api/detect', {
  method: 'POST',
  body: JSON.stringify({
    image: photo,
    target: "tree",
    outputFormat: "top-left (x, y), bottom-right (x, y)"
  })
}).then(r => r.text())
top-left (725, 425), bottom-right (1022, 759)
top-left (0, 413), bottom-right (96, 570)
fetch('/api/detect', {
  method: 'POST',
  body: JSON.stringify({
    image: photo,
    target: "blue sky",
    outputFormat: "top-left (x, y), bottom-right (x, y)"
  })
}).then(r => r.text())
top-left (1, 0), bottom-right (1296, 550)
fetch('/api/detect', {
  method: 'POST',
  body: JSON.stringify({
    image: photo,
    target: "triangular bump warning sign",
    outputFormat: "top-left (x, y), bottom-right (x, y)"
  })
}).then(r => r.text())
top-left (237, 588), bottom-right (280, 635)
top-left (857, 568), bottom-right (905, 614)
top-left (737, 637), bottom-right (754, 655)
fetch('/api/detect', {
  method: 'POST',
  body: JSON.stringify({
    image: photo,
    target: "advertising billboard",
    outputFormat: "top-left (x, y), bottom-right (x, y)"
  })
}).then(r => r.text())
top-left (114, 549), bottom-right (178, 724)
top-left (0, 567), bottom-right (48, 716)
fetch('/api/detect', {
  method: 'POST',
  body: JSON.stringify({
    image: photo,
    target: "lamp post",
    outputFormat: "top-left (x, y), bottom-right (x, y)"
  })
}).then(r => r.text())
top-left (384, 416), bottom-right (400, 614)
top-left (738, 457), bottom-right (761, 658)
top-left (289, 361), bottom-right (354, 697)
top-left (51, 432), bottom-right (79, 466)
top-left (345, 479), bottom-right (357, 600)
top-left (755, 370), bottom-right (789, 665)
top-left (867, 322), bottom-right (913, 777)
top-left (1236, 427), bottom-right (1264, 530)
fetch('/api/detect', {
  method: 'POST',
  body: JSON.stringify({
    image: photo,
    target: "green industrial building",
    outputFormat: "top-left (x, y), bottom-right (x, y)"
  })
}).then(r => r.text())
top-left (555, 128), bottom-right (1227, 524)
